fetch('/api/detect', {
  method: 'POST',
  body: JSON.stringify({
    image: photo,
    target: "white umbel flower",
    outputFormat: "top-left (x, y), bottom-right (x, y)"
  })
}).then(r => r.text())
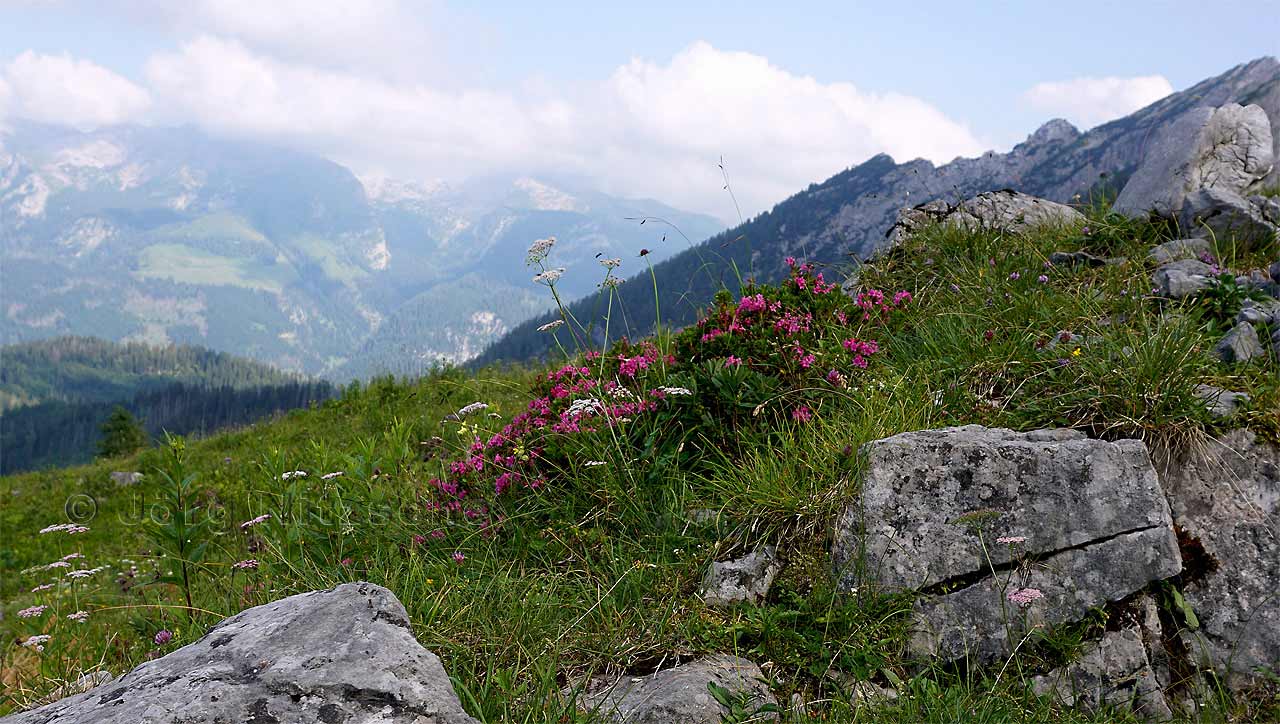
top-left (538, 319), bottom-right (565, 332)
top-left (456, 402), bottom-right (489, 418)
top-left (599, 258), bottom-right (621, 269)
top-left (566, 398), bottom-right (604, 417)
top-left (533, 268), bottom-right (565, 285)
top-left (527, 236), bottom-right (556, 265)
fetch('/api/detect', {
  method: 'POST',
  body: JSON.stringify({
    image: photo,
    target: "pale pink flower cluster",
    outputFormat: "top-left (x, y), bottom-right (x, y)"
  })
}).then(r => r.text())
top-left (538, 319), bottom-right (565, 332)
top-left (241, 514), bottom-right (272, 530)
top-left (533, 268), bottom-right (565, 285)
top-left (526, 236), bottom-right (556, 265)
top-left (67, 610), bottom-right (90, 623)
top-left (22, 634), bottom-right (51, 651)
top-left (66, 566), bottom-right (105, 579)
top-left (18, 605), bottom-right (48, 618)
top-left (39, 523), bottom-right (89, 534)
top-left (1007, 587), bottom-right (1045, 606)
top-left (996, 536), bottom-right (1026, 544)
top-left (233, 559), bottom-right (260, 570)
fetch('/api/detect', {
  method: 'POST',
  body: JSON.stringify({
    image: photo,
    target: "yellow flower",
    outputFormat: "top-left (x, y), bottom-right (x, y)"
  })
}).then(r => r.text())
top-left (1071, 348), bottom-right (1082, 357)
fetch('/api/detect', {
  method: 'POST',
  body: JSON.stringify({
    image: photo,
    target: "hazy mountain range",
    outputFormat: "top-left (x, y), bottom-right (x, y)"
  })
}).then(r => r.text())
top-left (0, 124), bottom-right (723, 378)
top-left (476, 56), bottom-right (1280, 364)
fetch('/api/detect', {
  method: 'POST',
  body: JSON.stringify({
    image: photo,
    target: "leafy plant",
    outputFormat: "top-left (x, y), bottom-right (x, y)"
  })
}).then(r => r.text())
top-left (146, 434), bottom-right (215, 620)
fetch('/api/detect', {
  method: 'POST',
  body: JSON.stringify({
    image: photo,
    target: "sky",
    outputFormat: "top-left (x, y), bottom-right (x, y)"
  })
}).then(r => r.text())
top-left (1, 0), bottom-right (1276, 222)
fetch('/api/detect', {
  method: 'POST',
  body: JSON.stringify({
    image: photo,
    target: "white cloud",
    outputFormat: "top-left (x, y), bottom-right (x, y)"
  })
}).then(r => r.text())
top-left (1022, 75), bottom-right (1173, 130)
top-left (143, 38), bottom-right (983, 219)
top-left (1, 51), bottom-right (151, 129)
top-left (130, 0), bottom-right (444, 80)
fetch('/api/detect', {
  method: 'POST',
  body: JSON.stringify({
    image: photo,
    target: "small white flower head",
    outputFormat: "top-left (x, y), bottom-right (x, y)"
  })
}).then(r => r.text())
top-left (584, 460), bottom-right (607, 467)
top-left (600, 257), bottom-right (622, 269)
top-left (566, 398), bottom-right (604, 417)
top-left (61, 552), bottom-right (85, 561)
top-left (456, 402), bottom-right (489, 418)
top-left (608, 386), bottom-right (635, 399)
top-left (18, 605), bottom-right (48, 618)
top-left (321, 471), bottom-right (344, 480)
top-left (533, 268), bottom-right (565, 285)
top-left (657, 386), bottom-right (693, 396)
top-left (241, 513), bottom-right (272, 530)
top-left (22, 634), bottom-right (51, 651)
top-left (996, 536), bottom-right (1026, 545)
top-left (527, 236), bottom-right (556, 265)
top-left (537, 319), bottom-right (565, 332)
top-left (280, 470), bottom-right (308, 481)
top-left (66, 566), bottom-right (105, 579)
top-left (31, 583), bottom-right (55, 593)
top-left (67, 610), bottom-right (90, 623)
top-left (599, 277), bottom-right (624, 289)
top-left (39, 523), bottom-right (89, 535)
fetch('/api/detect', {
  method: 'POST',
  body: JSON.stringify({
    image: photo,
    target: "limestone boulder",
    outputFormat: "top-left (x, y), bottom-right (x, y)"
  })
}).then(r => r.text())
top-left (832, 426), bottom-right (1181, 663)
top-left (1114, 103), bottom-right (1275, 218)
top-left (1155, 429), bottom-right (1280, 690)
top-left (3, 582), bottom-right (477, 724)
top-left (578, 655), bottom-right (778, 723)
top-left (885, 190), bottom-right (1084, 247)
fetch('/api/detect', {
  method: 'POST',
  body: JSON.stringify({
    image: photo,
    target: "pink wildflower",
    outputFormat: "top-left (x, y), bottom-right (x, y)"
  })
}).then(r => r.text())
top-left (154, 630), bottom-right (173, 646)
top-left (240, 514), bottom-right (271, 530)
top-left (792, 406), bottom-right (813, 423)
top-left (232, 559), bottom-right (260, 570)
top-left (996, 536), bottom-right (1026, 544)
top-left (18, 605), bottom-right (48, 619)
top-left (1007, 587), bottom-right (1044, 606)
top-left (453, 551), bottom-right (465, 564)
top-left (724, 356), bottom-right (741, 366)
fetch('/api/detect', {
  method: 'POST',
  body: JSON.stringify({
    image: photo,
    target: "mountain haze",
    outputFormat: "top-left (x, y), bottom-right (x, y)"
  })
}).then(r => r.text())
top-left (477, 56), bottom-right (1280, 365)
top-left (0, 124), bottom-right (723, 378)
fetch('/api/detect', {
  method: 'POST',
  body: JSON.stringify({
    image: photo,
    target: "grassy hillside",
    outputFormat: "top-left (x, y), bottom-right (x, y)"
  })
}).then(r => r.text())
top-left (2, 205), bottom-right (1277, 721)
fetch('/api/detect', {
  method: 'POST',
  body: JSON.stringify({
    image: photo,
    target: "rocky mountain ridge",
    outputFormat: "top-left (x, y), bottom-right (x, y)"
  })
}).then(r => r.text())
top-left (478, 56), bottom-right (1280, 364)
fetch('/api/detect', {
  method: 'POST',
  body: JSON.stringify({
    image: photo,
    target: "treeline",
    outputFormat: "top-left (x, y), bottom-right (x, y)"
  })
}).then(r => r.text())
top-left (0, 336), bottom-right (306, 410)
top-left (1, 380), bottom-right (335, 474)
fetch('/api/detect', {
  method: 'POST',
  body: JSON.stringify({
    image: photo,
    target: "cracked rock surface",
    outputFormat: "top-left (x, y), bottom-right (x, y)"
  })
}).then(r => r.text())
top-left (833, 425), bottom-right (1181, 662)
top-left (884, 190), bottom-right (1084, 248)
top-left (576, 655), bottom-right (777, 723)
top-left (700, 546), bottom-right (781, 607)
top-left (1032, 628), bottom-right (1172, 721)
top-left (1114, 103), bottom-right (1274, 219)
top-left (3, 582), bottom-right (478, 724)
top-left (1155, 430), bottom-right (1280, 690)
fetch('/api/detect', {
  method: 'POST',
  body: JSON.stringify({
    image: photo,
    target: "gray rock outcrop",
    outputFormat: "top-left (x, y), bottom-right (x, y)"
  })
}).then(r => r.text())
top-left (832, 426), bottom-right (1181, 663)
top-left (109, 471), bottom-right (143, 487)
top-left (578, 655), bottom-right (778, 723)
top-left (1148, 238), bottom-right (1211, 265)
top-left (1193, 384), bottom-right (1249, 418)
top-left (1179, 187), bottom-right (1279, 251)
top-left (1151, 258), bottom-right (1215, 299)
top-left (699, 546), bottom-right (780, 607)
top-left (885, 190), bottom-right (1085, 248)
top-left (1114, 103), bottom-right (1275, 219)
top-left (3, 582), bottom-right (477, 723)
top-left (1155, 430), bottom-right (1280, 690)
top-left (1032, 628), bottom-right (1172, 721)
top-left (1214, 322), bottom-right (1265, 363)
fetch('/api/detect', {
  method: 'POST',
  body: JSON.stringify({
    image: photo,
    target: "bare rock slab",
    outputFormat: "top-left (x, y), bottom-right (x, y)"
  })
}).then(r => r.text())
top-left (885, 190), bottom-right (1084, 247)
top-left (1156, 429), bottom-right (1280, 689)
top-left (579, 655), bottom-right (778, 723)
top-left (699, 546), bottom-right (780, 607)
top-left (1114, 103), bottom-right (1275, 218)
top-left (1214, 322), bottom-right (1265, 363)
top-left (1151, 258), bottom-right (1215, 299)
top-left (833, 426), bottom-right (1182, 662)
top-left (3, 582), bottom-right (478, 724)
top-left (1032, 628), bottom-right (1172, 721)
top-left (1148, 238), bottom-right (1211, 265)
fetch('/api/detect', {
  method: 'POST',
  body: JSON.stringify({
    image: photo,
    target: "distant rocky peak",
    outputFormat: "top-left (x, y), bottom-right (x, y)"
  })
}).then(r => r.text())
top-left (512, 177), bottom-right (585, 212)
top-left (1026, 118), bottom-right (1080, 146)
top-left (359, 173), bottom-right (449, 205)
